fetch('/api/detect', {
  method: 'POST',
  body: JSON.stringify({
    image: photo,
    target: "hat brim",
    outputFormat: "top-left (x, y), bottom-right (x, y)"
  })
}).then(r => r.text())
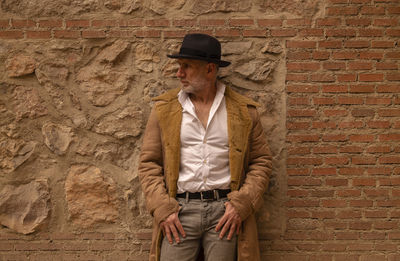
top-left (167, 54), bottom-right (231, 67)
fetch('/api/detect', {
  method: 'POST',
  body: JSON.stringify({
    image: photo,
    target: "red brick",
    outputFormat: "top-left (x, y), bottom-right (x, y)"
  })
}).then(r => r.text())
top-left (313, 146), bottom-right (338, 154)
top-left (313, 97), bottom-right (335, 105)
top-left (287, 168), bottom-right (310, 176)
top-left (337, 210), bottom-right (362, 218)
top-left (135, 30), bottom-right (161, 38)
top-left (338, 121), bottom-right (364, 129)
top-left (325, 157), bottom-right (349, 165)
top-left (378, 109), bottom-right (400, 117)
top-left (326, 178), bottom-right (348, 186)
top-left (316, 18), bottom-right (341, 26)
top-left (361, 232), bottom-right (386, 240)
top-left (270, 29), bottom-right (297, 37)
top-left (349, 222), bottom-right (372, 230)
top-left (243, 29), bottom-right (267, 37)
top-left (361, 6), bottom-right (385, 14)
top-left (322, 199), bottom-right (347, 208)
top-left (349, 200), bottom-right (374, 207)
top-left (310, 74), bottom-right (335, 82)
top-left (286, 199), bottom-right (320, 207)
top-left (11, 19), bottom-right (36, 28)
top-left (229, 19), bottom-right (254, 26)
top-left (352, 157), bottom-right (377, 165)
top-left (82, 30), bottom-right (106, 38)
top-left (0, 19), bottom-right (10, 29)
top-left (387, 73), bottom-right (400, 81)
top-left (348, 61), bottom-right (373, 70)
top-left (199, 19), bottom-right (225, 26)
top-left (91, 20), bottom-right (118, 27)
top-left (287, 62), bottom-right (320, 71)
top-left (54, 30), bottom-right (81, 39)
top-left (288, 51), bottom-right (311, 60)
top-left (257, 19), bottom-right (282, 27)
top-left (324, 109), bottom-right (348, 117)
top-left (26, 31), bottom-right (51, 39)
top-left (387, 29), bottom-right (400, 37)
top-left (312, 121), bottom-right (337, 129)
top-left (172, 19), bottom-right (197, 27)
top-left (327, 7), bottom-right (359, 16)
top-left (365, 210), bottom-right (388, 218)
top-left (144, 19), bottom-right (169, 27)
top-left (359, 73), bottom-right (384, 82)
top-left (108, 30), bottom-right (136, 38)
top-left (287, 40), bottom-right (317, 48)
top-left (311, 211), bottom-right (336, 219)
top-left (371, 40), bottom-right (395, 48)
top-left (367, 167), bottom-right (392, 175)
top-left (359, 51), bottom-right (384, 60)
top-left (319, 40), bottom-right (342, 49)
top-left (366, 145), bottom-right (391, 153)
top-left (349, 134), bottom-right (374, 142)
top-left (387, 5), bottom-right (400, 14)
top-left (349, 84), bottom-right (375, 93)
top-left (337, 96), bottom-right (364, 104)
top-left (289, 146), bottom-right (311, 155)
top-left (351, 109), bottom-right (375, 117)
top-left (287, 157), bottom-right (323, 165)
top-left (215, 29), bottom-right (241, 37)
top-left (323, 62), bottom-right (346, 70)
top-left (326, 29), bottom-right (356, 37)
top-left (313, 51), bottom-right (330, 60)
top-left (337, 189), bottom-right (362, 197)
top-left (379, 156), bottom-right (400, 164)
top-left (38, 19), bottom-right (63, 28)
top-left (335, 232), bottom-right (360, 240)
top-left (286, 73), bottom-right (309, 82)
top-left (344, 40), bottom-right (370, 48)
top-left (288, 97), bottom-right (310, 105)
top-left (359, 29), bottom-right (384, 37)
top-left (119, 19), bottom-right (144, 27)
top-left (312, 168), bottom-right (337, 175)
top-left (164, 30), bottom-right (187, 38)
top-left (339, 146), bottom-right (364, 153)
top-left (346, 18), bottom-right (372, 26)
top-left (332, 51), bottom-right (357, 60)
top-left (0, 30), bottom-right (24, 39)
top-left (374, 18), bottom-right (398, 26)
top-left (376, 62), bottom-right (398, 70)
top-left (338, 74), bottom-right (357, 82)
top-left (66, 19), bottom-right (90, 28)
top-left (300, 29), bottom-right (324, 37)
top-left (377, 84), bottom-right (400, 93)
top-left (367, 120), bottom-right (391, 128)
top-left (379, 134), bottom-right (400, 141)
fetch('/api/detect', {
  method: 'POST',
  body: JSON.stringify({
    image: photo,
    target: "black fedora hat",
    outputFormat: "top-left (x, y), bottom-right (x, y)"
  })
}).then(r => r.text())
top-left (167, 34), bottom-right (230, 67)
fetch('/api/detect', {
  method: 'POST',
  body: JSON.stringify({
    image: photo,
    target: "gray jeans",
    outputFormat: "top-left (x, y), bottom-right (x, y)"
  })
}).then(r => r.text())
top-left (160, 197), bottom-right (237, 261)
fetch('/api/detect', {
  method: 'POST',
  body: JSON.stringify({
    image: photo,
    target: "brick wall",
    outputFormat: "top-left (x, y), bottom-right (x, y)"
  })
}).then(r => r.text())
top-left (0, 0), bottom-right (399, 260)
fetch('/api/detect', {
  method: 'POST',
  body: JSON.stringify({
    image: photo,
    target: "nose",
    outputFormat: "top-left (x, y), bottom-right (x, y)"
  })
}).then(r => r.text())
top-left (176, 66), bottom-right (185, 78)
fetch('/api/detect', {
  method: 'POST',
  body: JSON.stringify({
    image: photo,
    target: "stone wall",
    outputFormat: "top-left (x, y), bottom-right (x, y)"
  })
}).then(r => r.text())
top-left (0, 0), bottom-right (399, 260)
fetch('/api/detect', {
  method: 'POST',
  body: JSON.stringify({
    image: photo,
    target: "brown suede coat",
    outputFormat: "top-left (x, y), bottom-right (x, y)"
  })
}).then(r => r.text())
top-left (138, 86), bottom-right (272, 261)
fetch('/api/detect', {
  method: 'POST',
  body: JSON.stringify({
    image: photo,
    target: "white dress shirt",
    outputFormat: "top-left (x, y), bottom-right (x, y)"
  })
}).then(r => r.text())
top-left (177, 83), bottom-right (231, 193)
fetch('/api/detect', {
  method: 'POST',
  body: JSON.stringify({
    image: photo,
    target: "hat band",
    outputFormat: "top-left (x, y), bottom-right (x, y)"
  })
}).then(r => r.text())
top-left (180, 47), bottom-right (220, 60)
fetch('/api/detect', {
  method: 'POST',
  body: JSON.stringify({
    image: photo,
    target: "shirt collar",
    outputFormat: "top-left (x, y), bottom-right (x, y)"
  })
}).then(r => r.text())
top-left (177, 81), bottom-right (226, 111)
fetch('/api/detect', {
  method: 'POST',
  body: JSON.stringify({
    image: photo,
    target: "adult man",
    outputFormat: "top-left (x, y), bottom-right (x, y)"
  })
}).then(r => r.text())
top-left (139, 34), bottom-right (272, 261)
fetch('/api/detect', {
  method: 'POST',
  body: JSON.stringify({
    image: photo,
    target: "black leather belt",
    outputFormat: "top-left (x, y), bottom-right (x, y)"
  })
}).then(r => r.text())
top-left (176, 189), bottom-right (231, 201)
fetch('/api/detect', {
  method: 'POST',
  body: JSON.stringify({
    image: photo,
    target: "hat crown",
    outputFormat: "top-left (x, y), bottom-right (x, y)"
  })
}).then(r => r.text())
top-left (167, 33), bottom-right (230, 67)
top-left (179, 34), bottom-right (221, 59)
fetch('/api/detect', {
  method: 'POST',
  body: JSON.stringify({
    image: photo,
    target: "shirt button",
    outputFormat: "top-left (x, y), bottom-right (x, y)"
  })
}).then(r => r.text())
top-left (203, 139), bottom-right (207, 143)
top-left (203, 160), bottom-right (207, 164)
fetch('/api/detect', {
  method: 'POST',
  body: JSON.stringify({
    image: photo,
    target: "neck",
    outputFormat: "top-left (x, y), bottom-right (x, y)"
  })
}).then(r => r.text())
top-left (189, 80), bottom-right (218, 104)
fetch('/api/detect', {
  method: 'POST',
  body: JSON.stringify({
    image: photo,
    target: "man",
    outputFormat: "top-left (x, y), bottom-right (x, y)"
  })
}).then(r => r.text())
top-left (138, 33), bottom-right (272, 261)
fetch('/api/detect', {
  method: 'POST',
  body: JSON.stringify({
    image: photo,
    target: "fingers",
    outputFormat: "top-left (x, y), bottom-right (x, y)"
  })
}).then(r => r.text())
top-left (161, 212), bottom-right (186, 244)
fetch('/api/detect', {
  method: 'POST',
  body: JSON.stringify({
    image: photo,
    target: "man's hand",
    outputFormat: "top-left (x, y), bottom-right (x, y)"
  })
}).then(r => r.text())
top-left (160, 212), bottom-right (186, 244)
top-left (215, 201), bottom-right (242, 240)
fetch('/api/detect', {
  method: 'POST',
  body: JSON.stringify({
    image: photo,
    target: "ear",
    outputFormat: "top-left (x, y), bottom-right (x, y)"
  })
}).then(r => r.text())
top-left (207, 63), bottom-right (216, 74)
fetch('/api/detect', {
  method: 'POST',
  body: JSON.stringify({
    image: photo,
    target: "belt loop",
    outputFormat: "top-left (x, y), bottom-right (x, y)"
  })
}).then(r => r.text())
top-left (214, 190), bottom-right (220, 201)
top-left (200, 191), bottom-right (204, 201)
top-left (185, 192), bottom-right (189, 203)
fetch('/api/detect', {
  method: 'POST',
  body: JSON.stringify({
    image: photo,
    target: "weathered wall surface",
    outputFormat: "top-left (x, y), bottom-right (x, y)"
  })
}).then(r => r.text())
top-left (0, 0), bottom-right (399, 260)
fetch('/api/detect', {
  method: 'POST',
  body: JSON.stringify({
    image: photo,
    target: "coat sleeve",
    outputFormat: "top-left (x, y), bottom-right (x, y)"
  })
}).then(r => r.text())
top-left (138, 106), bottom-right (179, 225)
top-left (227, 106), bottom-right (272, 221)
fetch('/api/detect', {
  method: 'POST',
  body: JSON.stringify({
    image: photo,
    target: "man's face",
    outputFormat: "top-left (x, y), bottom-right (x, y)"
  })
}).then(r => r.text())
top-left (176, 59), bottom-right (209, 94)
